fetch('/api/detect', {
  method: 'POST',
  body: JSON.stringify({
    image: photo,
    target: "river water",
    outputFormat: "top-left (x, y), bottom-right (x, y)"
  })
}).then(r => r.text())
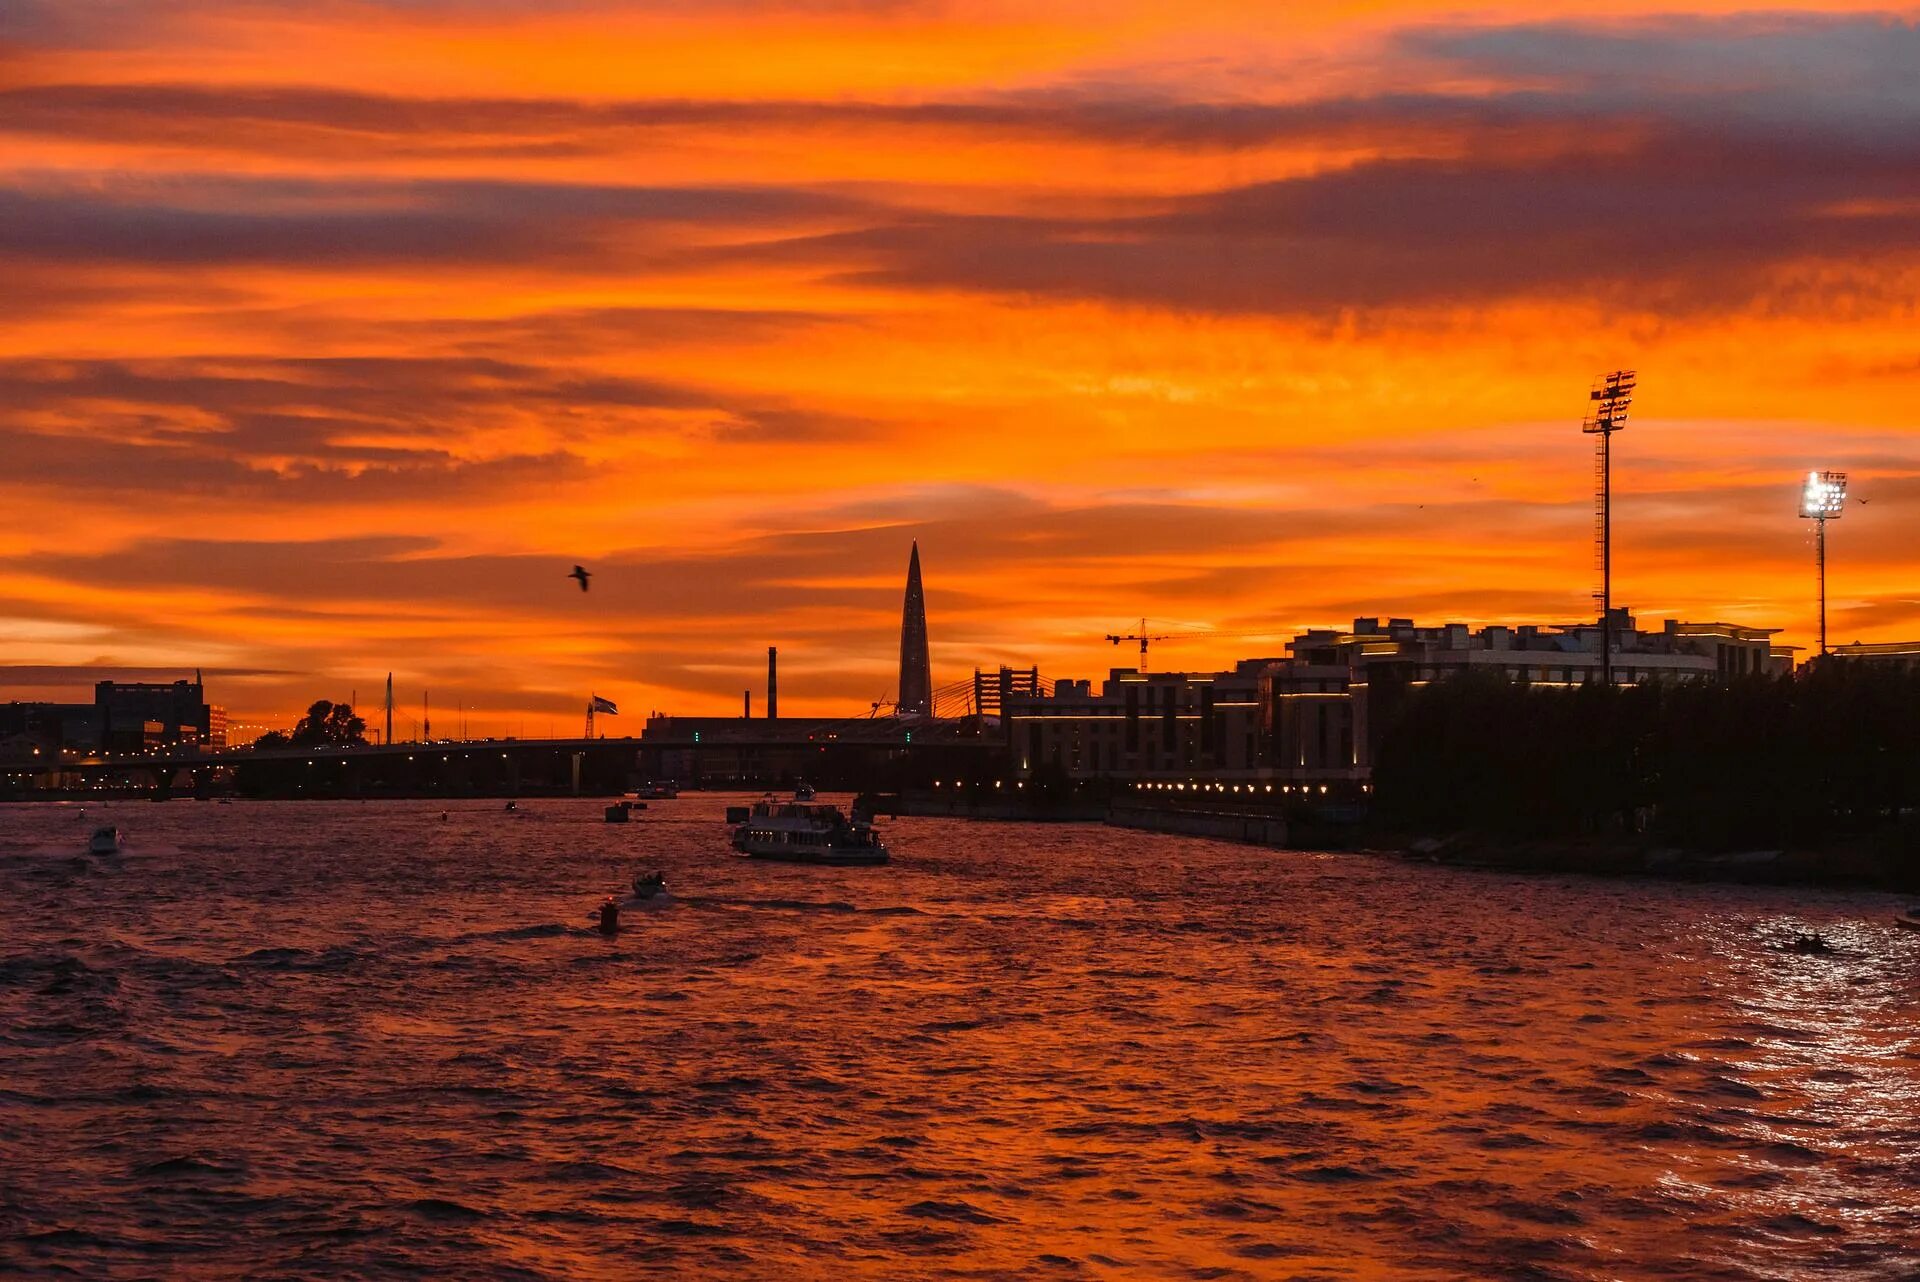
top-left (3, 796), bottom-right (1918, 1280)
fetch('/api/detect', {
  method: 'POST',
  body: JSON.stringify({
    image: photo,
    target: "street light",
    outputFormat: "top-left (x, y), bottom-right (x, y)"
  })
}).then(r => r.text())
top-left (1799, 470), bottom-right (1847, 655)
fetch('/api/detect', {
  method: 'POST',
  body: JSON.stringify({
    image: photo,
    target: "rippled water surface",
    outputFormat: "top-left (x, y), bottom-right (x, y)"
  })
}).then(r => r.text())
top-left (4, 796), bottom-right (1919, 1279)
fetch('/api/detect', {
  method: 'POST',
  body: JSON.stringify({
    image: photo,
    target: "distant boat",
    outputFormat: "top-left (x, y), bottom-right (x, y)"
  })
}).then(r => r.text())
top-left (793, 782), bottom-right (818, 801)
top-left (635, 781), bottom-right (679, 800)
top-left (730, 801), bottom-right (888, 866)
top-left (1897, 907), bottom-right (1920, 932)
top-left (87, 826), bottom-right (122, 855)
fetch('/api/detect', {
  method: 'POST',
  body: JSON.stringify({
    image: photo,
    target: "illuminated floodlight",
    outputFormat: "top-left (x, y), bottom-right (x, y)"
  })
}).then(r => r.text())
top-left (1799, 470), bottom-right (1848, 655)
top-left (1799, 470), bottom-right (1847, 520)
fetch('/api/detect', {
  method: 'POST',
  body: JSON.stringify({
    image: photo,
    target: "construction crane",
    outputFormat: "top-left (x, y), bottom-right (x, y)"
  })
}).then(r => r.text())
top-left (1106, 619), bottom-right (1182, 670)
top-left (1104, 619), bottom-right (1284, 672)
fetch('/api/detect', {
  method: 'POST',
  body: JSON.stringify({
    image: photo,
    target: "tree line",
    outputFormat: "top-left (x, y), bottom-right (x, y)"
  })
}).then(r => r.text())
top-left (253, 700), bottom-right (367, 750)
top-left (1370, 663), bottom-right (1920, 852)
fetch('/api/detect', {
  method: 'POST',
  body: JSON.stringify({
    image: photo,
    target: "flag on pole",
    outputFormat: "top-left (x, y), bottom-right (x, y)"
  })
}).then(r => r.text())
top-left (589, 695), bottom-right (619, 715)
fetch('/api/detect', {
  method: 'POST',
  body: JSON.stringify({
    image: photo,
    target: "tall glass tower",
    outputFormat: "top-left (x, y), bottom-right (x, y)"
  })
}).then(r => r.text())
top-left (898, 542), bottom-right (932, 717)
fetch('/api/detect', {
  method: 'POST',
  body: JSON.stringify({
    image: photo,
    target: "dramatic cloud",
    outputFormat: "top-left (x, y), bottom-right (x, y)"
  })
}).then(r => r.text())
top-left (2, 2), bottom-right (1917, 727)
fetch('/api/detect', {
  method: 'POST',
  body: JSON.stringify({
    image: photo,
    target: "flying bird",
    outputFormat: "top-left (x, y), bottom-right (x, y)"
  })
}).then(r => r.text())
top-left (1856, 498), bottom-right (1871, 505)
top-left (568, 565), bottom-right (592, 592)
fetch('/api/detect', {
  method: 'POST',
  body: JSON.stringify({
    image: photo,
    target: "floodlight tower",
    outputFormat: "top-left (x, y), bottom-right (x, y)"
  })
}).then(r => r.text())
top-left (1583, 370), bottom-right (1636, 685)
top-left (1799, 470), bottom-right (1847, 655)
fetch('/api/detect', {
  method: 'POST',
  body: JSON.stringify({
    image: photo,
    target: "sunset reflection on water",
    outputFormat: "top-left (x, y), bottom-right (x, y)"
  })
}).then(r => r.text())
top-left (2, 797), bottom-right (1917, 1279)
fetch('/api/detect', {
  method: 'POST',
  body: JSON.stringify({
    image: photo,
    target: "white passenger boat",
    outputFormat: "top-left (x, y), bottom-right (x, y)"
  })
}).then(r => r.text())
top-left (730, 801), bottom-right (889, 866)
top-left (88, 826), bottom-right (122, 855)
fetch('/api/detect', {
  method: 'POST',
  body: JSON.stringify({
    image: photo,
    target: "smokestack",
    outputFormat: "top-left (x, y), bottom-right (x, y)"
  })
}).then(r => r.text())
top-left (767, 646), bottom-right (779, 720)
top-left (743, 689), bottom-right (752, 719)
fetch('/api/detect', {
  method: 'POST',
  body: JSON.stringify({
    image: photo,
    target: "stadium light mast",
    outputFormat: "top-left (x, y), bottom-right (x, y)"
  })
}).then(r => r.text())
top-left (1583, 370), bottom-right (1636, 685)
top-left (1799, 470), bottom-right (1847, 656)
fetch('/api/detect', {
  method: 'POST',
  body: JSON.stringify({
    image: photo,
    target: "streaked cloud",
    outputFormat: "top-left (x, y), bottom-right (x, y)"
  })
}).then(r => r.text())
top-left (2, 2), bottom-right (1917, 727)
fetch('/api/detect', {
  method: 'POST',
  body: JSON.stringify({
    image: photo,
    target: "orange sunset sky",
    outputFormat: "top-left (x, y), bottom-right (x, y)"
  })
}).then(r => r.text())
top-left (3, 1), bottom-right (1918, 735)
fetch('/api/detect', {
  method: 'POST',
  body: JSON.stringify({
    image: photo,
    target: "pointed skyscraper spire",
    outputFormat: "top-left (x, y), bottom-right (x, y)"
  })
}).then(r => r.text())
top-left (897, 541), bottom-right (932, 717)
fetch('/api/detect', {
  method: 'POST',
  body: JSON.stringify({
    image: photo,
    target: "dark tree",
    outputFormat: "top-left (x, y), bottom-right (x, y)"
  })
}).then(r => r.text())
top-left (1371, 663), bottom-right (1920, 864)
top-left (289, 700), bottom-right (368, 747)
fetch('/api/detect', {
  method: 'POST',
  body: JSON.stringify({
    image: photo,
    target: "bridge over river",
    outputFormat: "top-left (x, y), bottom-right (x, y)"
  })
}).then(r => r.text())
top-left (8, 715), bottom-right (1004, 799)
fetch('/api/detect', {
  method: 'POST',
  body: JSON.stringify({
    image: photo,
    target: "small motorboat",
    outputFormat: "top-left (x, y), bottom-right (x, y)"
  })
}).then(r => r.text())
top-left (1786, 932), bottom-right (1835, 955)
top-left (87, 826), bottom-right (122, 856)
top-left (504, 800), bottom-right (518, 812)
top-left (1895, 907), bottom-right (1920, 932)
top-left (631, 870), bottom-right (670, 903)
top-left (635, 781), bottom-right (679, 800)
top-left (793, 782), bottom-right (818, 802)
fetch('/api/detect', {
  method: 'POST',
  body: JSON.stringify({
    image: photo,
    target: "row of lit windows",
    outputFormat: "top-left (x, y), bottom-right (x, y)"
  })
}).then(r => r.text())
top-left (1130, 781), bottom-right (1370, 795)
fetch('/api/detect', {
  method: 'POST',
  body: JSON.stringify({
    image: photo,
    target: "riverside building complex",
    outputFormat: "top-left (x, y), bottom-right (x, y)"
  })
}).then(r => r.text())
top-left (1009, 611), bottom-right (1793, 789)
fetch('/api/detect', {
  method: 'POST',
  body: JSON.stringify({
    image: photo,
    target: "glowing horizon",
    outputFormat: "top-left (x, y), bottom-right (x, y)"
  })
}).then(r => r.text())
top-left (4, 1), bottom-right (1918, 734)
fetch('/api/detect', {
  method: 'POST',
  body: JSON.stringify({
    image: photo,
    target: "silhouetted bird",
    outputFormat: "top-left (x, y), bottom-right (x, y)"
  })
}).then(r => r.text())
top-left (1857, 498), bottom-right (1871, 505)
top-left (569, 565), bottom-right (592, 592)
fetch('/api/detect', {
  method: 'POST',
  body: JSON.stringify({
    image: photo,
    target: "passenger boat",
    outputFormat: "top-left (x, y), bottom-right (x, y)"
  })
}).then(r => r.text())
top-left (88, 826), bottom-right (122, 855)
top-left (635, 781), bottom-right (680, 800)
top-left (793, 782), bottom-right (818, 801)
top-left (730, 801), bottom-right (889, 865)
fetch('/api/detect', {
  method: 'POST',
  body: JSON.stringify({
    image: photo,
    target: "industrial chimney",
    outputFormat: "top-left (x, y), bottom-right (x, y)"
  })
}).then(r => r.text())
top-left (767, 646), bottom-right (778, 719)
